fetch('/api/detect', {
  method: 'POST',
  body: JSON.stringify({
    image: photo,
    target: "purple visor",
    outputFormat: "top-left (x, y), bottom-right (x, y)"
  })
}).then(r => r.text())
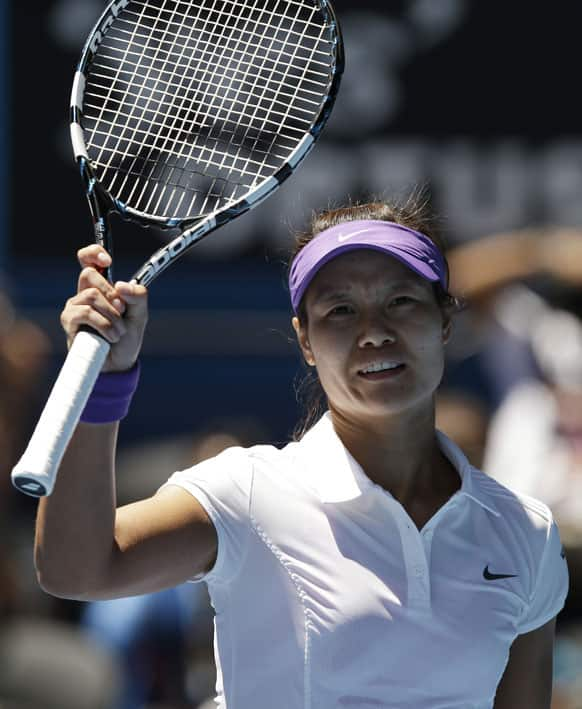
top-left (288, 220), bottom-right (448, 313)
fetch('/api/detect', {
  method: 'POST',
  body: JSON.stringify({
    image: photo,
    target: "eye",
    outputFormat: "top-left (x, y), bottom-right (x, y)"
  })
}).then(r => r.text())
top-left (389, 296), bottom-right (416, 307)
top-left (327, 304), bottom-right (355, 316)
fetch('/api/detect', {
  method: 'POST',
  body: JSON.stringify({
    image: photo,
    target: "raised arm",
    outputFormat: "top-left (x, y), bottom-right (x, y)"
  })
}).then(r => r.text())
top-left (34, 246), bottom-right (217, 601)
top-left (448, 227), bottom-right (582, 300)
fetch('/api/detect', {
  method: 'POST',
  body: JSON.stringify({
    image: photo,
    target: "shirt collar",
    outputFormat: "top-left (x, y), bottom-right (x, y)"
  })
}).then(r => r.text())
top-left (298, 412), bottom-right (501, 517)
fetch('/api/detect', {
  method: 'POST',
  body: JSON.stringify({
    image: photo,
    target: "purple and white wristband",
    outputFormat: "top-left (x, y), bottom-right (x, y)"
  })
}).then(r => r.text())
top-left (80, 361), bottom-right (141, 424)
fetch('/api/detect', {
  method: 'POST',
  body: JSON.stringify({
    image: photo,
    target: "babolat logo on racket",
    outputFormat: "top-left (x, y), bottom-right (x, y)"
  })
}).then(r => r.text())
top-left (136, 220), bottom-right (217, 284)
top-left (89, 0), bottom-right (130, 54)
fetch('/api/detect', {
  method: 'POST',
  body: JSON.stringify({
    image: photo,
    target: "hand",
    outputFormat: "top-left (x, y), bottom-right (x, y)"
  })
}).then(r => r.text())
top-left (60, 245), bottom-right (148, 372)
top-left (537, 228), bottom-right (582, 285)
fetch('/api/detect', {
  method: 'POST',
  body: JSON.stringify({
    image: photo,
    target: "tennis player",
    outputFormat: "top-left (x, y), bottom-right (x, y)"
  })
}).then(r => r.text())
top-left (35, 199), bottom-right (568, 708)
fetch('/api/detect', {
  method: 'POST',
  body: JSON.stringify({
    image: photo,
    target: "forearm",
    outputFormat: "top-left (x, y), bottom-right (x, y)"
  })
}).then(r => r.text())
top-left (448, 229), bottom-right (541, 299)
top-left (34, 421), bottom-right (119, 599)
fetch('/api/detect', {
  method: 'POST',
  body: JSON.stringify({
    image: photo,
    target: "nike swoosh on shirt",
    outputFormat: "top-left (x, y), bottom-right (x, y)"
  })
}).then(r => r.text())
top-left (337, 228), bottom-right (376, 242)
top-left (483, 565), bottom-right (517, 581)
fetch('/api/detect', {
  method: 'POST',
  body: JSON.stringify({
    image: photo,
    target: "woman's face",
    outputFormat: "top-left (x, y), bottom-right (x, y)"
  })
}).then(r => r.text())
top-left (293, 249), bottom-right (451, 423)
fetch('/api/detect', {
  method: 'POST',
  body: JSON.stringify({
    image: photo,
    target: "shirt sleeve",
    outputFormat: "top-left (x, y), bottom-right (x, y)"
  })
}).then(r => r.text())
top-left (159, 446), bottom-right (254, 586)
top-left (516, 520), bottom-right (569, 634)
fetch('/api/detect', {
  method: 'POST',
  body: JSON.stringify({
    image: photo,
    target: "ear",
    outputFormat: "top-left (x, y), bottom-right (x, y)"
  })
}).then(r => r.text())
top-left (442, 318), bottom-right (452, 345)
top-left (292, 316), bottom-right (315, 366)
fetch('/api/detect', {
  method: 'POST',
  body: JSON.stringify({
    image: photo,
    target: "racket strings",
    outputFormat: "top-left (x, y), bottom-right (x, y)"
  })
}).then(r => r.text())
top-left (88, 32), bottom-right (326, 128)
top-left (87, 44), bottom-right (327, 213)
top-left (83, 0), bottom-right (336, 220)
top-left (89, 0), bottom-right (329, 184)
top-left (97, 0), bottom-right (198, 203)
top-left (85, 10), bottom-right (288, 203)
top-left (209, 0), bottom-right (316, 199)
top-left (121, 0), bottom-right (218, 216)
top-left (92, 1), bottom-right (334, 142)
top-left (161, 0), bottom-right (269, 215)
top-left (185, 0), bottom-right (301, 215)
top-left (125, 2), bottom-right (332, 65)
top-left (131, 0), bottom-right (327, 36)
top-left (243, 0), bottom-right (325, 182)
top-left (100, 2), bottom-right (327, 142)
top-left (89, 0), bottom-right (164, 176)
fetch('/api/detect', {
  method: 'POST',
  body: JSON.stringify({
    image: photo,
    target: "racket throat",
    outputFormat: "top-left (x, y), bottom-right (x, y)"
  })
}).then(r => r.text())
top-left (79, 157), bottom-right (115, 281)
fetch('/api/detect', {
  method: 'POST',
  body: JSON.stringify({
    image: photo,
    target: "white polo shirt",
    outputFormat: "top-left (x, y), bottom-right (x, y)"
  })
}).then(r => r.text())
top-left (163, 413), bottom-right (568, 709)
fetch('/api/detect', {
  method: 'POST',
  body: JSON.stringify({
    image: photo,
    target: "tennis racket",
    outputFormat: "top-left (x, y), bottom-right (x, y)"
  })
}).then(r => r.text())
top-left (11, 0), bottom-right (343, 497)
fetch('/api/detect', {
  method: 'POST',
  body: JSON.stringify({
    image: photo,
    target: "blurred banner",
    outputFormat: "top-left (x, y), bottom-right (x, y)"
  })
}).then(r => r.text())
top-left (3, 1), bottom-right (582, 445)
top-left (8, 1), bottom-right (582, 262)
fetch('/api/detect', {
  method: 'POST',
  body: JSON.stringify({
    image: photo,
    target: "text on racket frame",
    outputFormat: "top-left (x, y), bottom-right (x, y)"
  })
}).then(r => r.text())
top-left (135, 218), bottom-right (217, 285)
top-left (89, 0), bottom-right (130, 55)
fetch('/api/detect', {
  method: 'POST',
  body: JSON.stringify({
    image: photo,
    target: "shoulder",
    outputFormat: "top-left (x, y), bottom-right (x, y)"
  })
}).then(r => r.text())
top-left (472, 465), bottom-right (554, 536)
top-left (165, 439), bottom-right (306, 493)
top-left (470, 466), bottom-right (566, 593)
top-left (471, 467), bottom-right (568, 624)
top-left (440, 429), bottom-right (554, 537)
top-left (245, 438), bottom-right (317, 492)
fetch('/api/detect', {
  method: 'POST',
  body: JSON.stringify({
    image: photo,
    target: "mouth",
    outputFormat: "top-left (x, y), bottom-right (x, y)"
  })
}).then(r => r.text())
top-left (357, 361), bottom-right (406, 379)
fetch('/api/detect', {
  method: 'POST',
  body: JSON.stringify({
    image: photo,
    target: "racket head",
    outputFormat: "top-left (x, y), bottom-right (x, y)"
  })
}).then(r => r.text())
top-left (70, 0), bottom-right (344, 272)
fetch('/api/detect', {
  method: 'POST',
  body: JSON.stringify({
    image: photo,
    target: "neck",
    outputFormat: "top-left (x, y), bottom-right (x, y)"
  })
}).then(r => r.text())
top-left (328, 403), bottom-right (457, 506)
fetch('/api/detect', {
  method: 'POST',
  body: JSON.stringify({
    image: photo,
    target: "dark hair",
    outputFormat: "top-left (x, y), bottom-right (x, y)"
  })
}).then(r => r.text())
top-left (289, 193), bottom-right (462, 439)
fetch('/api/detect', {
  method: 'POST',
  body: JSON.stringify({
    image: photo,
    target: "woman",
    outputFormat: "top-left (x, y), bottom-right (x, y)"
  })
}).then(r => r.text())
top-left (35, 199), bottom-right (568, 708)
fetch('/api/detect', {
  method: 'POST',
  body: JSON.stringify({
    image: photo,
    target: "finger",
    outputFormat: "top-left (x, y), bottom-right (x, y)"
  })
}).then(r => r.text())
top-left (114, 281), bottom-right (148, 317)
top-left (77, 244), bottom-right (112, 270)
top-left (78, 268), bottom-right (124, 313)
top-left (61, 303), bottom-right (126, 344)
top-left (67, 289), bottom-right (127, 335)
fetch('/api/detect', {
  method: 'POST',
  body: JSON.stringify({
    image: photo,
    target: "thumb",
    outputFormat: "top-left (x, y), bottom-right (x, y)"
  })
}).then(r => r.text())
top-left (114, 281), bottom-right (148, 319)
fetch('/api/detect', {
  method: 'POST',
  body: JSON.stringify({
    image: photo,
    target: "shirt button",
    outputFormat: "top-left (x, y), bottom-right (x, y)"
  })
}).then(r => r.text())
top-left (413, 565), bottom-right (424, 577)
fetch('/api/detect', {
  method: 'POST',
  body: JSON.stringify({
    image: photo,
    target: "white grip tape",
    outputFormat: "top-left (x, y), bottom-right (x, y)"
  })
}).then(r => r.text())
top-left (11, 331), bottom-right (110, 497)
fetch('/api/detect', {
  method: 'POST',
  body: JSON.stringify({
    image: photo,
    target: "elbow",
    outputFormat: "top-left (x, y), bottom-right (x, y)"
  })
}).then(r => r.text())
top-left (34, 550), bottom-right (98, 601)
top-left (35, 565), bottom-right (89, 601)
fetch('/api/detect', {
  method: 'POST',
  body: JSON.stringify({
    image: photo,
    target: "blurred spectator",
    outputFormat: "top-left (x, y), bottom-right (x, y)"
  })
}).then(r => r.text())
top-left (435, 390), bottom-right (488, 469)
top-left (552, 623), bottom-right (582, 708)
top-left (0, 287), bottom-right (51, 609)
top-left (0, 288), bottom-right (122, 708)
top-left (82, 585), bottom-right (201, 709)
top-left (0, 288), bottom-right (51, 503)
top-left (0, 617), bottom-right (121, 709)
top-left (484, 303), bottom-right (582, 541)
top-left (445, 227), bottom-right (582, 412)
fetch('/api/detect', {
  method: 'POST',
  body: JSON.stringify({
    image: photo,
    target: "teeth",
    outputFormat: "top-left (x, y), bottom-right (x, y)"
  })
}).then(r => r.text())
top-left (361, 361), bottom-right (401, 374)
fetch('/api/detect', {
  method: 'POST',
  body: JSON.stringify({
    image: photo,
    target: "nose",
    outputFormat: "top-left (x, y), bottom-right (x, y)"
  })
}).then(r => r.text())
top-left (357, 313), bottom-right (397, 348)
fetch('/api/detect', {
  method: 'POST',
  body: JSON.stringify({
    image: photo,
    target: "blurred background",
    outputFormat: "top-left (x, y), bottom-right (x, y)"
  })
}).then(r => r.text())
top-left (2, 0), bottom-right (582, 707)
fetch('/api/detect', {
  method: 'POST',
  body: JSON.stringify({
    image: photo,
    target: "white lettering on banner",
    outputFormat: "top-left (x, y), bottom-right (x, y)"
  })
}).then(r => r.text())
top-left (328, 6), bottom-right (467, 137)
top-left (432, 141), bottom-right (531, 241)
top-left (540, 142), bottom-right (582, 224)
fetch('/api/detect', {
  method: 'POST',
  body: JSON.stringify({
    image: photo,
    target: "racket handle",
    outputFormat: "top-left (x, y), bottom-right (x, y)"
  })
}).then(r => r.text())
top-left (11, 330), bottom-right (111, 497)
